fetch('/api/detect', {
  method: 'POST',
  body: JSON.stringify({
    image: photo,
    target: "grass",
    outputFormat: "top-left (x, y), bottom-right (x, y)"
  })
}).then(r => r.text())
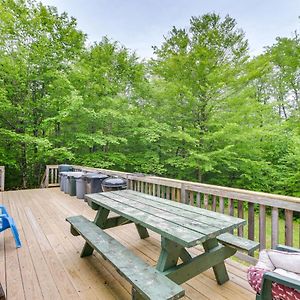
top-left (233, 209), bottom-right (300, 256)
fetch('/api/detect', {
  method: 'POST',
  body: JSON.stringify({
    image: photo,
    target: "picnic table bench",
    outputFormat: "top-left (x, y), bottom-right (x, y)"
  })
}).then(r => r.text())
top-left (67, 189), bottom-right (259, 300)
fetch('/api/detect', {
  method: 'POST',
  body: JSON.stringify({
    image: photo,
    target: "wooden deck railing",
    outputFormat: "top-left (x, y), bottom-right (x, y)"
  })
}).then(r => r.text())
top-left (44, 164), bottom-right (300, 259)
top-left (0, 166), bottom-right (4, 191)
top-left (41, 165), bottom-right (60, 188)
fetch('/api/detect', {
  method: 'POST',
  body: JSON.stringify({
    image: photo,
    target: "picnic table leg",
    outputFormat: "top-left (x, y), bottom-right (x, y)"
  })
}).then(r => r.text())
top-left (156, 238), bottom-right (183, 272)
top-left (131, 287), bottom-right (144, 300)
top-left (80, 207), bottom-right (110, 258)
top-left (135, 224), bottom-right (149, 239)
top-left (134, 236), bottom-right (181, 300)
top-left (179, 248), bottom-right (193, 263)
top-left (203, 238), bottom-right (229, 284)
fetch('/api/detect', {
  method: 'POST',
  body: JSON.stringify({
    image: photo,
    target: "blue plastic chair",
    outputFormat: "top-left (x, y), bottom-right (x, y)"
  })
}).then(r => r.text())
top-left (0, 205), bottom-right (8, 216)
top-left (0, 205), bottom-right (21, 248)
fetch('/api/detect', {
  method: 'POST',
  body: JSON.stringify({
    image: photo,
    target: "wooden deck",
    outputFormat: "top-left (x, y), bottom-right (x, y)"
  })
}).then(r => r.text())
top-left (0, 188), bottom-right (255, 300)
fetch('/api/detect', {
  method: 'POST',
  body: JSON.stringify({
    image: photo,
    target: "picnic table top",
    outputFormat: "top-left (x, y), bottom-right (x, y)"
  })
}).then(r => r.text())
top-left (85, 189), bottom-right (246, 247)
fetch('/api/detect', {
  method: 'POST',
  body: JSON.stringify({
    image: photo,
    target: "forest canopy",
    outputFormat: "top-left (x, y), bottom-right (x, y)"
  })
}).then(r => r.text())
top-left (0, 0), bottom-right (299, 196)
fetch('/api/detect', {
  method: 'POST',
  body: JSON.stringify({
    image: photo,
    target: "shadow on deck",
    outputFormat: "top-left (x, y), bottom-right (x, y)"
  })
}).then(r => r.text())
top-left (0, 188), bottom-right (255, 300)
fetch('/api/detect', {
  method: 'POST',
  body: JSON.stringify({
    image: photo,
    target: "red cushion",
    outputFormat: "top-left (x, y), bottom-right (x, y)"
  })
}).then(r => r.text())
top-left (247, 266), bottom-right (300, 300)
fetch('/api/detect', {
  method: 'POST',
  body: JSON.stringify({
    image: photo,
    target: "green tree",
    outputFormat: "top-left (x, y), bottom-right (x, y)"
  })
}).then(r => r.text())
top-left (64, 38), bottom-right (147, 170)
top-left (150, 13), bottom-right (249, 181)
top-left (0, 0), bottom-right (85, 188)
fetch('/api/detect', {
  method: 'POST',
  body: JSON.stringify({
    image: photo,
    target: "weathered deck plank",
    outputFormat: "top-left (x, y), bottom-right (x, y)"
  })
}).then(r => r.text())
top-left (0, 188), bottom-right (255, 300)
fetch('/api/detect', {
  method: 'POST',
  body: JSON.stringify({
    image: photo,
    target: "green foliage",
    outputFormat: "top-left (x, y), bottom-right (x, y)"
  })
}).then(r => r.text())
top-left (0, 0), bottom-right (86, 188)
top-left (0, 1), bottom-right (299, 197)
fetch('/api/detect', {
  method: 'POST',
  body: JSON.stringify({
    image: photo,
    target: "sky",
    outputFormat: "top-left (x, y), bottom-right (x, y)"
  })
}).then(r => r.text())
top-left (40, 0), bottom-right (300, 59)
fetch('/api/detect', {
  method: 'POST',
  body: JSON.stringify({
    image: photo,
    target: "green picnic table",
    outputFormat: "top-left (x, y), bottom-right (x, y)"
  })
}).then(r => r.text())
top-left (67, 189), bottom-right (259, 300)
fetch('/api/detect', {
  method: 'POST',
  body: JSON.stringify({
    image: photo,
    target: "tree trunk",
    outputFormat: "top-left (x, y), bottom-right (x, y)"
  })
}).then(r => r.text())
top-left (20, 142), bottom-right (27, 189)
top-left (197, 168), bottom-right (202, 182)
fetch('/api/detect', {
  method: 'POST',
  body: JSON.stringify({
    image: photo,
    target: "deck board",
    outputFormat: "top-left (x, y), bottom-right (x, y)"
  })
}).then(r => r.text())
top-left (0, 188), bottom-right (255, 300)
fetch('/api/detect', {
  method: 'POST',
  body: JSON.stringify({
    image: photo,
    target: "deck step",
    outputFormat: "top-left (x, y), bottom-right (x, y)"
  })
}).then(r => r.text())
top-left (217, 233), bottom-right (259, 253)
top-left (66, 215), bottom-right (185, 300)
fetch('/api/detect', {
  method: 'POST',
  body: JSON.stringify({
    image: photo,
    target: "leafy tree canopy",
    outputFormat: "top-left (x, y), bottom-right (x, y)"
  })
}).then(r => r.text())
top-left (0, 1), bottom-right (299, 197)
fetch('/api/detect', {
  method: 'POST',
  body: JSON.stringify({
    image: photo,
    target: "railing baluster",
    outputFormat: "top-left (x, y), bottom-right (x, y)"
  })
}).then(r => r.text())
top-left (259, 205), bottom-right (266, 250)
top-left (248, 202), bottom-right (255, 256)
top-left (271, 207), bottom-right (279, 249)
top-left (238, 200), bottom-right (244, 237)
top-left (51, 168), bottom-right (54, 184)
top-left (142, 182), bottom-right (145, 193)
top-left (45, 165), bottom-right (49, 188)
top-left (137, 181), bottom-right (140, 192)
top-left (189, 191), bottom-right (194, 206)
top-left (152, 183), bottom-right (156, 196)
top-left (285, 209), bottom-right (293, 247)
top-left (171, 187), bottom-right (176, 201)
top-left (166, 186), bottom-right (170, 200)
top-left (229, 199), bottom-right (234, 216)
top-left (157, 185), bottom-right (161, 198)
top-left (248, 202), bottom-right (255, 241)
top-left (145, 182), bottom-right (148, 194)
top-left (135, 181), bottom-right (138, 191)
top-left (219, 196), bottom-right (224, 213)
top-left (177, 188), bottom-right (181, 202)
top-left (54, 168), bottom-right (56, 184)
top-left (228, 199), bottom-right (234, 233)
top-left (180, 184), bottom-right (186, 204)
top-left (212, 195), bottom-right (217, 211)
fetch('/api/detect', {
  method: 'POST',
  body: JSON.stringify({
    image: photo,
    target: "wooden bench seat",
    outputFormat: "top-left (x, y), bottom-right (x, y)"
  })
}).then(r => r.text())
top-left (217, 232), bottom-right (260, 253)
top-left (66, 215), bottom-right (185, 300)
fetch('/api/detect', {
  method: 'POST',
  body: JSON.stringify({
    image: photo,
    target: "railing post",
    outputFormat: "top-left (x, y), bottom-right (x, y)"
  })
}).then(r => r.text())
top-left (45, 165), bottom-right (49, 188)
top-left (0, 166), bottom-right (4, 191)
top-left (203, 194), bottom-right (209, 209)
top-left (285, 209), bottom-right (293, 247)
top-left (237, 200), bottom-right (244, 237)
top-left (248, 202), bottom-right (255, 241)
top-left (180, 183), bottom-right (186, 204)
top-left (271, 207), bottom-right (279, 249)
top-left (219, 197), bottom-right (224, 213)
top-left (259, 205), bottom-right (266, 250)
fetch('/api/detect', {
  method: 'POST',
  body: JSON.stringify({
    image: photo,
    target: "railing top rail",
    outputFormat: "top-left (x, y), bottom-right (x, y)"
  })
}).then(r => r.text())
top-left (46, 165), bottom-right (59, 168)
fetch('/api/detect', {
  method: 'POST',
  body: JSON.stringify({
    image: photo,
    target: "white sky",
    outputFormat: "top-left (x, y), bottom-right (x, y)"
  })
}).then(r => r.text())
top-left (40, 0), bottom-right (300, 59)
